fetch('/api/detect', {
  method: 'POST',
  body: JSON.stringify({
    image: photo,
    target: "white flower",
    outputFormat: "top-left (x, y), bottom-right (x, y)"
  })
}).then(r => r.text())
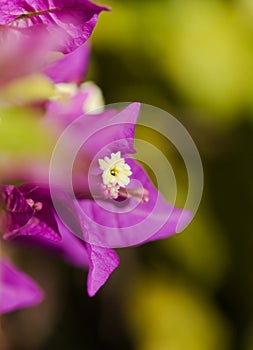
top-left (81, 82), bottom-right (104, 114)
top-left (98, 152), bottom-right (132, 198)
top-left (50, 83), bottom-right (78, 101)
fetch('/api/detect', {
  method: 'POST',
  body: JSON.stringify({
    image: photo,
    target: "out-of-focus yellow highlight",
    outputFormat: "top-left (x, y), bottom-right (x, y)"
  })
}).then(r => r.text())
top-left (0, 74), bottom-right (54, 105)
top-left (127, 277), bottom-right (232, 350)
top-left (0, 106), bottom-right (55, 182)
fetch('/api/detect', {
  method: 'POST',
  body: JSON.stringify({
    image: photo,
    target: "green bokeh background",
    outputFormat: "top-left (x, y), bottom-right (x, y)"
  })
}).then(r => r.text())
top-left (2, 0), bottom-right (253, 349)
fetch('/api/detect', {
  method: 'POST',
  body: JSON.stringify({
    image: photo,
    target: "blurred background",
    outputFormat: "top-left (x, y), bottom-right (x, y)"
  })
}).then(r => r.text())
top-left (1, 0), bottom-right (253, 349)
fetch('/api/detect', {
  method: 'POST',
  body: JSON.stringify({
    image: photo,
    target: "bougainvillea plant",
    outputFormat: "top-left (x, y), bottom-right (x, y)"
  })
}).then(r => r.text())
top-left (0, 0), bottom-right (192, 313)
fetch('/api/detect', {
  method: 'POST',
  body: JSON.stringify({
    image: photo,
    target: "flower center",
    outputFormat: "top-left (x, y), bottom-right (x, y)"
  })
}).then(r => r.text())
top-left (110, 168), bottom-right (117, 176)
top-left (98, 152), bottom-right (150, 203)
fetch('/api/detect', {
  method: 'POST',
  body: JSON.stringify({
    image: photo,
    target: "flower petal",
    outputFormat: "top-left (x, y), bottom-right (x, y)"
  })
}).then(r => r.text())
top-left (0, 258), bottom-right (44, 314)
top-left (9, 204), bottom-right (89, 270)
top-left (46, 102), bottom-right (140, 155)
top-left (44, 43), bottom-right (90, 84)
top-left (46, 103), bottom-right (140, 196)
top-left (0, 26), bottom-right (65, 85)
top-left (85, 243), bottom-right (119, 297)
top-left (0, 185), bottom-right (34, 232)
top-left (4, 216), bottom-right (61, 242)
top-left (0, 0), bottom-right (109, 53)
top-left (127, 159), bottom-right (193, 243)
top-left (53, 213), bottom-right (89, 268)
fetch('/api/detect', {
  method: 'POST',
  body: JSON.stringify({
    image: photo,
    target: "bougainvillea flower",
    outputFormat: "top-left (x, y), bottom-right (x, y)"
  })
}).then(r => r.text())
top-left (46, 80), bottom-right (104, 128)
top-left (0, 99), bottom-right (192, 299)
top-left (0, 184), bottom-right (118, 298)
top-left (77, 156), bottom-right (192, 248)
top-left (0, 258), bottom-right (44, 314)
top-left (0, 0), bottom-right (109, 53)
top-left (78, 158), bottom-right (190, 295)
top-left (0, 185), bottom-right (61, 242)
top-left (0, 12), bottom-right (192, 304)
top-left (47, 101), bottom-right (192, 294)
top-left (0, 184), bottom-right (89, 267)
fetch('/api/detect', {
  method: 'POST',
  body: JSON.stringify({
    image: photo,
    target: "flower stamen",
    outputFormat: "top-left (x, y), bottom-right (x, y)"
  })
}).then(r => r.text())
top-left (110, 168), bottom-right (117, 177)
top-left (26, 198), bottom-right (43, 211)
top-left (118, 188), bottom-right (150, 203)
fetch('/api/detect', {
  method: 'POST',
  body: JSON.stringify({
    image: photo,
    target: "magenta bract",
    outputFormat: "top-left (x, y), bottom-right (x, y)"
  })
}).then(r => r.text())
top-left (0, 0), bottom-right (109, 53)
top-left (0, 258), bottom-right (44, 314)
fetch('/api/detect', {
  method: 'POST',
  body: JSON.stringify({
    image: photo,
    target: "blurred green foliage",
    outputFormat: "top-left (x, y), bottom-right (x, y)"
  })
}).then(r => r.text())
top-left (92, 0), bottom-right (253, 124)
top-left (0, 107), bottom-right (52, 157)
